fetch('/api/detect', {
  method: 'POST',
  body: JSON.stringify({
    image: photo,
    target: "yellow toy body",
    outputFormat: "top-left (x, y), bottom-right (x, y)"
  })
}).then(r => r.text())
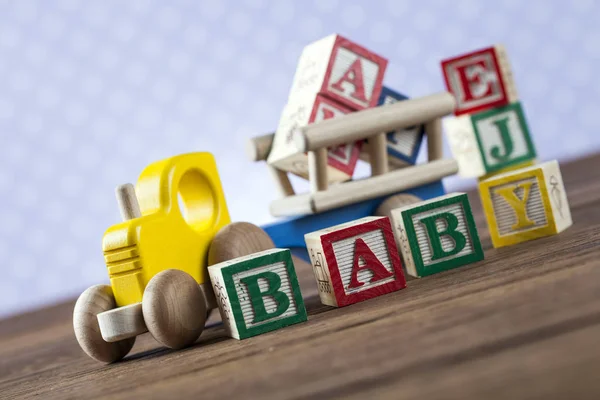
top-left (478, 160), bottom-right (572, 248)
top-left (102, 153), bottom-right (231, 306)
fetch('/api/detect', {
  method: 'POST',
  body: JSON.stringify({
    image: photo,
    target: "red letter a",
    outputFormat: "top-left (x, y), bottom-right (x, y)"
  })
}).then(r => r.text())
top-left (348, 238), bottom-right (394, 289)
top-left (331, 58), bottom-right (367, 103)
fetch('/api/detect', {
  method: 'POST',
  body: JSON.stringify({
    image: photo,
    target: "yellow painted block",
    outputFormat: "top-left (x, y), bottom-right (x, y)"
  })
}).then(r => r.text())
top-left (479, 160), bottom-right (572, 248)
top-left (102, 153), bottom-right (231, 307)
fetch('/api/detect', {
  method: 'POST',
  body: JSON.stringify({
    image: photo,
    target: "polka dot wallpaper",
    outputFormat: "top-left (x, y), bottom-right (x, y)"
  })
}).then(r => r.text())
top-left (1, 0), bottom-right (599, 317)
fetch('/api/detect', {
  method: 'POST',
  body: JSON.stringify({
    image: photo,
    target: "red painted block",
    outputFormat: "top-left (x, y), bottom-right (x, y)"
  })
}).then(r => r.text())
top-left (288, 34), bottom-right (388, 111)
top-left (304, 216), bottom-right (406, 307)
top-left (441, 45), bottom-right (518, 116)
top-left (268, 93), bottom-right (362, 181)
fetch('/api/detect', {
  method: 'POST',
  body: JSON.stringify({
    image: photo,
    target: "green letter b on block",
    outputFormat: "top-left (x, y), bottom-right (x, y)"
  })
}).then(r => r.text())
top-left (419, 212), bottom-right (467, 261)
top-left (240, 271), bottom-right (290, 324)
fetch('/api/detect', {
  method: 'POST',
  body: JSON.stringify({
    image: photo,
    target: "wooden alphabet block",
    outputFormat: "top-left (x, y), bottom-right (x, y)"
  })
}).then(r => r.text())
top-left (376, 86), bottom-right (425, 166)
top-left (390, 193), bottom-right (484, 278)
top-left (208, 248), bottom-right (307, 340)
top-left (444, 102), bottom-right (536, 178)
top-left (304, 216), bottom-right (406, 307)
top-left (441, 44), bottom-right (518, 116)
top-left (478, 160), bottom-right (572, 248)
top-left (267, 93), bottom-right (362, 181)
top-left (288, 34), bottom-right (388, 110)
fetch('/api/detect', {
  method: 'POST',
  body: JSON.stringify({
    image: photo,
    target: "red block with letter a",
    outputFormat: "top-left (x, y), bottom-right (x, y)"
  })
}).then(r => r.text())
top-left (441, 44), bottom-right (518, 116)
top-left (288, 34), bottom-right (388, 111)
top-left (268, 93), bottom-right (362, 181)
top-left (304, 216), bottom-right (406, 307)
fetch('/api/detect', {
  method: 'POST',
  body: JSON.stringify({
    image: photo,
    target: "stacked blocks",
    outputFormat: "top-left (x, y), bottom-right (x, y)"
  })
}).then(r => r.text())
top-left (442, 45), bottom-right (536, 178)
top-left (375, 87), bottom-right (425, 167)
top-left (268, 34), bottom-right (388, 182)
top-left (208, 248), bottom-right (307, 340)
top-left (304, 216), bottom-right (406, 307)
top-left (390, 193), bottom-right (484, 278)
top-left (479, 160), bottom-right (572, 248)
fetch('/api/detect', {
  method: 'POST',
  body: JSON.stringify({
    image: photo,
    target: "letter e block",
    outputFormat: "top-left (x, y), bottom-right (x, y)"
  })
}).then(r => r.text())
top-left (288, 34), bottom-right (388, 110)
top-left (441, 45), bottom-right (518, 116)
top-left (208, 249), bottom-right (307, 340)
top-left (390, 193), bottom-right (484, 278)
top-left (375, 86), bottom-right (425, 166)
top-left (444, 102), bottom-right (536, 178)
top-left (478, 160), bottom-right (572, 248)
top-left (304, 216), bottom-right (406, 307)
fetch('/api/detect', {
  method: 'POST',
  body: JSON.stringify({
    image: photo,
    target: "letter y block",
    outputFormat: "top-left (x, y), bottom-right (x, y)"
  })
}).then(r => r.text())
top-left (390, 193), bottom-right (484, 278)
top-left (479, 160), bottom-right (572, 248)
top-left (208, 249), bottom-right (307, 340)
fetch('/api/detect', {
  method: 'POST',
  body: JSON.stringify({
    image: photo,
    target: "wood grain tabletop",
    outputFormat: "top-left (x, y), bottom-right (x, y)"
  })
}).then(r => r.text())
top-left (1, 154), bottom-right (599, 400)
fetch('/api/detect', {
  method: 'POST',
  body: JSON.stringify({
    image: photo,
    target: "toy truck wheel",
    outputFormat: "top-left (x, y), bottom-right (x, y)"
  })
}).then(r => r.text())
top-left (142, 269), bottom-right (207, 349)
top-left (208, 221), bottom-right (275, 265)
top-left (73, 285), bottom-right (136, 363)
top-left (375, 194), bottom-right (422, 220)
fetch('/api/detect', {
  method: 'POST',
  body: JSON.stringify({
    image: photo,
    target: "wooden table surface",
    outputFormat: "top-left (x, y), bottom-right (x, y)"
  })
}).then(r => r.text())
top-left (2, 154), bottom-right (600, 400)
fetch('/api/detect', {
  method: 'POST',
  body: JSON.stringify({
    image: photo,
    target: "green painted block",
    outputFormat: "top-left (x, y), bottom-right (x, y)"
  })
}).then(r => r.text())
top-left (445, 102), bottom-right (537, 178)
top-left (208, 248), bottom-right (307, 340)
top-left (390, 193), bottom-right (484, 278)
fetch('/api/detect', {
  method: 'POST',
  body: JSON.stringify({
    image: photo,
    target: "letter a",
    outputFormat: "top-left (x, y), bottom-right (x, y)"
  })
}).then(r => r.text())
top-left (494, 182), bottom-right (536, 230)
top-left (240, 271), bottom-right (290, 324)
top-left (331, 58), bottom-right (367, 103)
top-left (348, 238), bottom-right (393, 289)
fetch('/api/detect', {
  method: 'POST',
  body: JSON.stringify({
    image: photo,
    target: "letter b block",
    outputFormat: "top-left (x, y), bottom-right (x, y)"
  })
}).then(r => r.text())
top-left (208, 249), bottom-right (307, 340)
top-left (444, 102), bottom-right (536, 178)
top-left (390, 193), bottom-right (484, 278)
top-left (304, 216), bottom-right (406, 307)
top-left (479, 160), bottom-right (572, 248)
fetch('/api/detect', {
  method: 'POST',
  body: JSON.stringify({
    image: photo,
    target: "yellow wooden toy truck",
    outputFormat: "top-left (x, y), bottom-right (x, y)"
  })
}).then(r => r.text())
top-left (73, 152), bottom-right (271, 363)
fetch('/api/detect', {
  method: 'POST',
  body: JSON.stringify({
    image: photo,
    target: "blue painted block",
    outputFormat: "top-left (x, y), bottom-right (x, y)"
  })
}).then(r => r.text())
top-left (377, 86), bottom-right (426, 165)
top-left (261, 180), bottom-right (447, 263)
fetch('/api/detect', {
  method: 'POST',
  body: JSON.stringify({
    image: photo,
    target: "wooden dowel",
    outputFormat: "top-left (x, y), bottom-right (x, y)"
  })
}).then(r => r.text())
top-left (368, 133), bottom-right (389, 176)
top-left (267, 165), bottom-right (295, 197)
top-left (246, 133), bottom-right (274, 162)
top-left (308, 148), bottom-right (328, 193)
top-left (116, 183), bottom-right (141, 221)
top-left (425, 117), bottom-right (444, 161)
top-left (294, 92), bottom-right (456, 152)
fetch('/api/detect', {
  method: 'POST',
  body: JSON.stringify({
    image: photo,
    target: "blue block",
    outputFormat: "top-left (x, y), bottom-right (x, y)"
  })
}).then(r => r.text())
top-left (377, 86), bottom-right (425, 165)
top-left (261, 180), bottom-right (447, 263)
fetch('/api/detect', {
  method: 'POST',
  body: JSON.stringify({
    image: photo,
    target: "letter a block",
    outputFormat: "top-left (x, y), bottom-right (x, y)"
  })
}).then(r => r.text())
top-left (390, 193), bottom-right (484, 278)
top-left (444, 102), bottom-right (536, 178)
top-left (268, 93), bottom-right (362, 181)
top-left (304, 216), bottom-right (406, 307)
top-left (288, 34), bottom-right (388, 110)
top-left (441, 45), bottom-right (518, 116)
top-left (208, 249), bottom-right (307, 340)
top-left (479, 160), bottom-right (572, 248)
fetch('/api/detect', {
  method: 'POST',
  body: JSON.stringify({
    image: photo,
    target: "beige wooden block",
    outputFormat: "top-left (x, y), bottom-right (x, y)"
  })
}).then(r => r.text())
top-left (208, 248), bottom-right (307, 340)
top-left (479, 160), bottom-right (572, 248)
top-left (288, 34), bottom-right (387, 110)
top-left (267, 93), bottom-right (361, 182)
top-left (304, 216), bottom-right (406, 307)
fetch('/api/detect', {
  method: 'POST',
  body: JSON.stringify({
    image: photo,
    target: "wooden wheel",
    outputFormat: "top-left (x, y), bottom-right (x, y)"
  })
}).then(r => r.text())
top-left (208, 222), bottom-right (275, 265)
top-left (142, 269), bottom-right (206, 349)
top-left (375, 194), bottom-right (422, 220)
top-left (73, 285), bottom-right (136, 363)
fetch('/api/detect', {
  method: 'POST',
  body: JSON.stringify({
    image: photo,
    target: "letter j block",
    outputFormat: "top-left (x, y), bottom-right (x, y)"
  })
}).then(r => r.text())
top-left (304, 216), bottom-right (406, 307)
top-left (390, 193), bottom-right (484, 278)
top-left (208, 248), bottom-right (307, 340)
top-left (479, 160), bottom-right (572, 248)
